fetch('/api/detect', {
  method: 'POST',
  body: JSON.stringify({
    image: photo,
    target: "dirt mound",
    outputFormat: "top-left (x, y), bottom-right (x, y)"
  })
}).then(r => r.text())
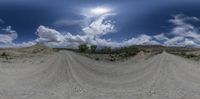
top-left (0, 44), bottom-right (56, 62)
top-left (19, 44), bottom-right (55, 54)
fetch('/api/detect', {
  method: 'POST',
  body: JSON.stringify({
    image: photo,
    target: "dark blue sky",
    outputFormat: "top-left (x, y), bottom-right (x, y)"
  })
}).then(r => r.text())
top-left (1, 0), bottom-right (200, 47)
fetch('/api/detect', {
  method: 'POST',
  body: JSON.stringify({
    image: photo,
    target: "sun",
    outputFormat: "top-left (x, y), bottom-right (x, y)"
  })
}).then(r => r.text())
top-left (90, 7), bottom-right (111, 15)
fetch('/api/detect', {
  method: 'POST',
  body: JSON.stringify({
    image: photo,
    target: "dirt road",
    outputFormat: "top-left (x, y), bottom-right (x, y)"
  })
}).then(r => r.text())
top-left (0, 51), bottom-right (200, 99)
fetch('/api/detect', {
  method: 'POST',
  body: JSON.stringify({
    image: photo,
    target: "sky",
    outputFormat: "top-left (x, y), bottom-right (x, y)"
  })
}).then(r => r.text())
top-left (1, 0), bottom-right (200, 48)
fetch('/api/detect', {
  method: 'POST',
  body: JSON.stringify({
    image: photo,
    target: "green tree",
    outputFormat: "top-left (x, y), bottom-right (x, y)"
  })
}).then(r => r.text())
top-left (101, 47), bottom-right (111, 54)
top-left (90, 45), bottom-right (97, 53)
top-left (78, 44), bottom-right (89, 52)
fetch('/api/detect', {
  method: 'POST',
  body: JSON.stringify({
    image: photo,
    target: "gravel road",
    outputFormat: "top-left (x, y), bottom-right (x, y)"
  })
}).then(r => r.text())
top-left (0, 51), bottom-right (199, 99)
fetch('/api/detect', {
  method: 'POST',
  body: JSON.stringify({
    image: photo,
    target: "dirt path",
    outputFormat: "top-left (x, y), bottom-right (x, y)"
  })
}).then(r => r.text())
top-left (0, 51), bottom-right (200, 99)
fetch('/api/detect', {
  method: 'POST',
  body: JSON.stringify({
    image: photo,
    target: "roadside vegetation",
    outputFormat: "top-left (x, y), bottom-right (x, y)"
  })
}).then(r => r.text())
top-left (0, 52), bottom-right (10, 60)
top-left (78, 44), bottom-right (142, 61)
top-left (166, 48), bottom-right (200, 61)
top-left (76, 44), bottom-right (200, 61)
top-left (172, 51), bottom-right (200, 61)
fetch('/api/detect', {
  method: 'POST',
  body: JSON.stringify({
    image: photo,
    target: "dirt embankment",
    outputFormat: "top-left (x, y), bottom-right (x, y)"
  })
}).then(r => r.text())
top-left (0, 44), bottom-right (55, 62)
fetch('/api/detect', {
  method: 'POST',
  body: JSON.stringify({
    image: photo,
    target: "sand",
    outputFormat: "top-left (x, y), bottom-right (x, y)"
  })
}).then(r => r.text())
top-left (0, 50), bottom-right (200, 99)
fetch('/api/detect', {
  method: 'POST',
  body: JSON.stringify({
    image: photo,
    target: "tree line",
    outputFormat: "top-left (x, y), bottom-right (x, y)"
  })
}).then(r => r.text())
top-left (78, 44), bottom-right (140, 57)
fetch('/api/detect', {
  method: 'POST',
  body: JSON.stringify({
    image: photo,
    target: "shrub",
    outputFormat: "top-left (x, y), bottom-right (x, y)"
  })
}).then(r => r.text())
top-left (110, 58), bottom-right (116, 61)
top-left (90, 45), bottom-right (97, 53)
top-left (78, 44), bottom-right (89, 52)
top-left (1, 52), bottom-right (7, 57)
top-left (100, 47), bottom-right (111, 54)
top-left (186, 54), bottom-right (196, 58)
top-left (0, 52), bottom-right (9, 60)
top-left (95, 57), bottom-right (100, 61)
top-left (113, 46), bottom-right (139, 57)
top-left (180, 52), bottom-right (186, 56)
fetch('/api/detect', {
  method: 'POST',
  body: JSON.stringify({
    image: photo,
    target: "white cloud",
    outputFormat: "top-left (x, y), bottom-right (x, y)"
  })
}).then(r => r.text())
top-left (30, 14), bottom-right (200, 48)
top-left (162, 14), bottom-right (200, 47)
top-left (0, 26), bottom-right (36, 48)
top-left (0, 26), bottom-right (18, 43)
top-left (41, 7), bottom-right (162, 48)
top-left (164, 36), bottom-right (184, 46)
top-left (154, 33), bottom-right (169, 41)
top-left (169, 14), bottom-right (200, 39)
top-left (169, 14), bottom-right (199, 26)
top-left (82, 13), bottom-right (116, 37)
top-left (36, 25), bottom-right (65, 42)
top-left (36, 26), bottom-right (156, 48)
top-left (0, 41), bottom-right (36, 48)
top-left (0, 34), bottom-right (16, 44)
top-left (36, 25), bottom-right (87, 48)
top-left (183, 38), bottom-right (198, 47)
top-left (165, 38), bottom-right (199, 47)
top-left (123, 35), bottom-right (160, 46)
top-left (2, 13), bottom-right (200, 48)
top-left (35, 11), bottom-right (117, 48)
top-left (89, 34), bottom-right (160, 48)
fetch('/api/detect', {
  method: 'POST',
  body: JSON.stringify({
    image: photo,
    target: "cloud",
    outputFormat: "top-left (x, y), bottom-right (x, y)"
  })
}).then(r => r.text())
top-left (82, 13), bottom-right (116, 37)
top-left (164, 36), bottom-right (184, 46)
top-left (162, 14), bottom-right (200, 47)
top-left (36, 25), bottom-right (86, 48)
top-left (154, 33), bottom-right (169, 41)
top-left (37, 16), bottom-right (155, 48)
top-left (0, 26), bottom-right (18, 43)
top-left (124, 14), bottom-right (200, 47)
top-left (123, 35), bottom-right (160, 46)
top-left (169, 14), bottom-right (200, 39)
top-left (36, 24), bottom-right (161, 48)
top-left (183, 38), bottom-right (199, 47)
top-left (0, 41), bottom-right (36, 48)
top-left (35, 8), bottom-right (162, 48)
top-left (88, 34), bottom-right (160, 48)
top-left (164, 37), bottom-right (200, 47)
top-left (2, 13), bottom-right (200, 48)
top-left (36, 25), bottom-right (65, 42)
top-left (0, 26), bottom-right (36, 48)
top-left (169, 14), bottom-right (199, 26)
top-left (35, 11), bottom-right (118, 48)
